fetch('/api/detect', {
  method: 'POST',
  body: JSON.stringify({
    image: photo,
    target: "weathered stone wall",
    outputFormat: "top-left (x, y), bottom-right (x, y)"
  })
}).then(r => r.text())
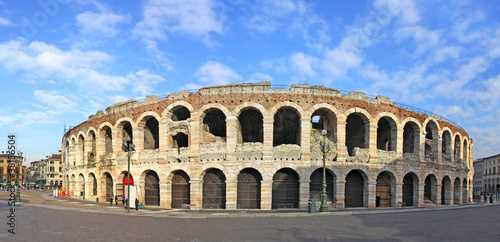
top-left (63, 82), bottom-right (474, 209)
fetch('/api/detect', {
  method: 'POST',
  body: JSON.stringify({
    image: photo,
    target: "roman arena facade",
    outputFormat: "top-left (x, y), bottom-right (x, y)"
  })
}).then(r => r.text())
top-left (62, 82), bottom-right (473, 210)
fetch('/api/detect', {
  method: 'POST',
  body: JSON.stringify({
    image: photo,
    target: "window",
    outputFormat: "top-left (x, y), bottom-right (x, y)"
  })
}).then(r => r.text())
top-left (50, 161), bottom-right (54, 164)
top-left (59, 167), bottom-right (62, 172)
top-left (50, 167), bottom-right (54, 172)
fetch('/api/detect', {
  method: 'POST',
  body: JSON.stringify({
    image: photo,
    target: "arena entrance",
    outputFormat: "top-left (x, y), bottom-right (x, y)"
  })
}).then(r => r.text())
top-left (309, 168), bottom-right (334, 202)
top-left (237, 168), bottom-right (262, 209)
top-left (105, 173), bottom-right (113, 201)
top-left (402, 173), bottom-right (415, 206)
top-left (145, 171), bottom-right (160, 206)
top-left (272, 168), bottom-right (299, 209)
top-left (376, 172), bottom-right (392, 207)
top-left (345, 170), bottom-right (364, 208)
top-left (203, 169), bottom-right (226, 209)
top-left (171, 170), bottom-right (190, 209)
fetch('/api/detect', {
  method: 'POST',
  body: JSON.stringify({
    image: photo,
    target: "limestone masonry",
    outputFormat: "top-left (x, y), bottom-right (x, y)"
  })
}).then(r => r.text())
top-left (62, 82), bottom-right (473, 210)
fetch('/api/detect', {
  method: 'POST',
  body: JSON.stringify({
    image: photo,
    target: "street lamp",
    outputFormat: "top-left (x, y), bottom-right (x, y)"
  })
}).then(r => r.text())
top-left (319, 130), bottom-right (333, 212)
top-left (121, 141), bottom-right (135, 212)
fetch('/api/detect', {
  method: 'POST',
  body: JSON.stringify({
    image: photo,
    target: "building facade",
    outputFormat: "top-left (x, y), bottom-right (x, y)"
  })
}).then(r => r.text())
top-left (473, 159), bottom-right (484, 195)
top-left (475, 153), bottom-right (500, 194)
top-left (62, 82), bottom-right (474, 210)
top-left (0, 152), bottom-right (26, 188)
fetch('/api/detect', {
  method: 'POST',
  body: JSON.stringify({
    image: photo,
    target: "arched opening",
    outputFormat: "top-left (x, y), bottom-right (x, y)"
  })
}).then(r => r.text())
top-left (120, 171), bottom-right (134, 198)
top-left (145, 171), bottom-right (160, 206)
top-left (454, 135), bottom-right (461, 162)
top-left (309, 168), bottom-right (334, 203)
top-left (102, 126), bottom-right (113, 155)
top-left (143, 117), bottom-right (159, 149)
top-left (203, 169), bottom-right (226, 209)
top-left (172, 133), bottom-right (189, 149)
top-left (121, 121), bottom-right (133, 145)
top-left (88, 131), bottom-right (96, 163)
top-left (425, 121), bottom-right (438, 161)
top-left (402, 173), bottom-right (417, 206)
top-left (78, 134), bottom-right (85, 165)
top-left (238, 109), bottom-right (263, 143)
top-left (171, 170), bottom-right (190, 208)
top-left (202, 109), bottom-right (227, 142)
top-left (377, 117), bottom-right (395, 151)
top-left (346, 113), bottom-right (368, 156)
top-left (454, 178), bottom-right (461, 204)
top-left (424, 175), bottom-right (437, 203)
top-left (237, 168), bottom-right (262, 209)
top-left (441, 176), bottom-right (451, 205)
top-left (310, 108), bottom-right (336, 142)
top-left (442, 131), bottom-right (452, 159)
top-left (345, 170), bottom-right (365, 208)
top-left (90, 173), bottom-right (97, 196)
top-left (403, 122), bottom-right (420, 154)
top-left (171, 106), bottom-right (191, 121)
top-left (462, 179), bottom-right (468, 203)
top-left (272, 168), bottom-right (299, 209)
top-left (78, 174), bottom-right (85, 199)
top-left (463, 140), bottom-right (468, 162)
top-left (273, 107), bottom-right (301, 146)
top-left (376, 172), bottom-right (392, 207)
top-left (104, 173), bottom-right (113, 201)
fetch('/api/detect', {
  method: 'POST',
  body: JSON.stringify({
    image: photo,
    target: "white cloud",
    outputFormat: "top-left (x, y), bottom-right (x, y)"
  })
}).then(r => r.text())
top-left (289, 52), bottom-right (317, 77)
top-left (247, 73), bottom-right (273, 83)
top-left (33, 90), bottom-right (78, 111)
top-left (373, 0), bottom-right (420, 25)
top-left (127, 69), bottom-right (166, 96)
top-left (133, 0), bottom-right (223, 47)
top-left (195, 61), bottom-right (242, 85)
top-left (321, 47), bottom-right (362, 78)
top-left (0, 16), bottom-right (14, 26)
top-left (0, 39), bottom-right (129, 92)
top-left (76, 10), bottom-right (127, 36)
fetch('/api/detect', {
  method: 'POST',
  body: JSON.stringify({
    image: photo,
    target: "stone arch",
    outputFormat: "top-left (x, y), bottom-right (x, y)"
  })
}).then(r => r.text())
top-left (102, 172), bottom-right (113, 202)
top-left (375, 114), bottom-right (398, 151)
top-left (118, 170), bottom-right (134, 199)
top-left (344, 169), bottom-right (368, 208)
top-left (345, 110), bottom-right (370, 156)
top-left (201, 108), bottom-right (227, 142)
top-left (424, 119), bottom-right (439, 160)
top-left (454, 134), bottom-right (462, 162)
top-left (99, 123), bottom-right (113, 155)
top-left (424, 174), bottom-right (438, 203)
top-left (441, 129), bottom-right (452, 161)
top-left (454, 177), bottom-right (461, 204)
top-left (376, 171), bottom-right (396, 207)
top-left (402, 119), bottom-right (421, 154)
top-left (402, 172), bottom-right (418, 206)
top-left (163, 101), bottom-right (195, 120)
top-left (462, 178), bottom-right (468, 203)
top-left (237, 107), bottom-right (264, 143)
top-left (138, 114), bottom-right (160, 150)
top-left (86, 129), bottom-right (97, 164)
top-left (89, 172), bottom-right (97, 196)
top-left (203, 168), bottom-right (226, 209)
top-left (309, 168), bottom-right (335, 203)
top-left (441, 176), bottom-right (452, 205)
top-left (77, 134), bottom-right (85, 166)
top-left (463, 138), bottom-right (469, 162)
top-left (272, 168), bottom-right (300, 209)
top-left (78, 173), bottom-right (85, 199)
top-left (237, 168), bottom-right (263, 209)
top-left (310, 106), bottom-right (337, 145)
top-left (142, 170), bottom-right (160, 206)
top-left (273, 106), bottom-right (301, 146)
top-left (170, 170), bottom-right (190, 208)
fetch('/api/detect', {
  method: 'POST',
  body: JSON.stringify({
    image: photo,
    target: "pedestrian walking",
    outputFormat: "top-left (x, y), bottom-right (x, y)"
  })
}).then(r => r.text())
top-left (135, 198), bottom-right (139, 211)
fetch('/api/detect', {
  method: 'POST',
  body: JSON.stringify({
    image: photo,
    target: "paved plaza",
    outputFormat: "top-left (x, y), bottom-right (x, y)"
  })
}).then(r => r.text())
top-left (0, 190), bottom-right (499, 241)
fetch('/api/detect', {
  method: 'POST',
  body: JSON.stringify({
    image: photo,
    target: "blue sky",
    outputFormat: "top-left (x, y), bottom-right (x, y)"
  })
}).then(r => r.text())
top-left (0, 0), bottom-right (499, 165)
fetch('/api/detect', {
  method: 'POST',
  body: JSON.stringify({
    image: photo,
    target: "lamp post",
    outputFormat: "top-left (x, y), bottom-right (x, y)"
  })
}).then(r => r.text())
top-left (319, 130), bottom-right (332, 212)
top-left (122, 141), bottom-right (135, 212)
top-left (15, 151), bottom-right (22, 203)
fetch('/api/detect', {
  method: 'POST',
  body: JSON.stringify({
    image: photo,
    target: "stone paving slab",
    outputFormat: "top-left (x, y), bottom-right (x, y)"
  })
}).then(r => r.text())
top-left (1, 190), bottom-right (499, 219)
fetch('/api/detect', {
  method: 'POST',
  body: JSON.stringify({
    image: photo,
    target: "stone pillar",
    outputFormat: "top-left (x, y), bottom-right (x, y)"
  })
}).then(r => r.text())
top-left (455, 185), bottom-right (462, 204)
top-left (262, 118), bottom-right (274, 160)
top-left (301, 118), bottom-right (311, 161)
top-left (435, 183), bottom-right (442, 205)
top-left (445, 184), bottom-right (453, 205)
top-left (299, 179), bottom-right (310, 210)
top-left (261, 180), bottom-right (273, 210)
top-left (158, 121), bottom-right (168, 164)
top-left (418, 182), bottom-right (425, 207)
top-left (367, 180), bottom-right (376, 208)
top-left (134, 128), bottom-right (145, 152)
top-left (395, 182), bottom-right (403, 207)
top-left (335, 180), bottom-right (345, 206)
top-left (95, 132), bottom-right (104, 163)
top-left (189, 121), bottom-right (200, 162)
top-left (336, 118), bottom-right (348, 161)
top-left (368, 122), bottom-right (378, 163)
top-left (226, 180), bottom-right (238, 209)
top-left (160, 181), bottom-right (170, 208)
top-left (226, 116), bottom-right (238, 161)
top-left (190, 179), bottom-right (202, 210)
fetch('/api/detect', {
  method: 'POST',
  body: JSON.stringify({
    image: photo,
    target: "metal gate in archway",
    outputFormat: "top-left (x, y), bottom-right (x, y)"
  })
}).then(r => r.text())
top-left (376, 172), bottom-right (391, 207)
top-left (272, 169), bottom-right (299, 209)
top-left (402, 174), bottom-right (414, 206)
top-left (145, 171), bottom-right (160, 206)
top-left (345, 171), bottom-right (364, 208)
top-left (203, 169), bottom-right (226, 209)
top-left (237, 169), bottom-right (262, 209)
top-left (171, 171), bottom-right (190, 208)
top-left (424, 177), bottom-right (432, 201)
top-left (105, 174), bottom-right (113, 201)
